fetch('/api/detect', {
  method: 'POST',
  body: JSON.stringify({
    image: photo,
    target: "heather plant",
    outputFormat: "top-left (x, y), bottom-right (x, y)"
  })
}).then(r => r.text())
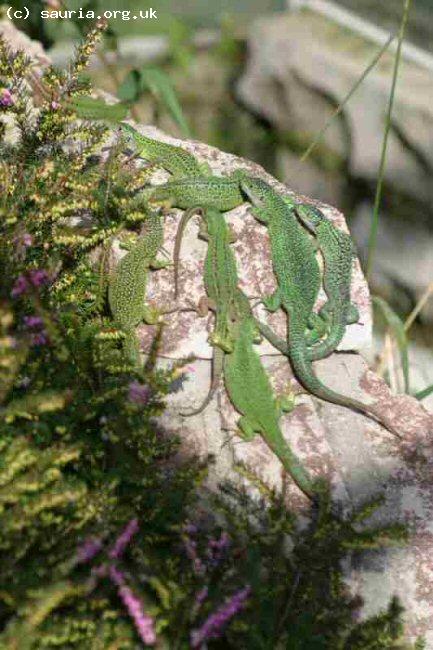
top-left (0, 21), bottom-right (424, 649)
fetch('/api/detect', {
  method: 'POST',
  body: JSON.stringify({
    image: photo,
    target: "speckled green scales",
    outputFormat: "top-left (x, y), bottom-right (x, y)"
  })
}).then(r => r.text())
top-left (224, 317), bottom-right (316, 499)
top-left (295, 204), bottom-right (359, 360)
top-left (149, 174), bottom-right (245, 211)
top-left (121, 122), bottom-right (209, 178)
top-left (108, 211), bottom-right (165, 364)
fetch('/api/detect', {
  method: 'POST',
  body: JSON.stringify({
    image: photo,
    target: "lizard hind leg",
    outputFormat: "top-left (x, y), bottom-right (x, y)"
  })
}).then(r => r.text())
top-left (236, 416), bottom-right (258, 442)
top-left (305, 312), bottom-right (329, 345)
top-left (275, 392), bottom-right (296, 414)
top-left (346, 303), bottom-right (360, 325)
top-left (142, 304), bottom-right (162, 325)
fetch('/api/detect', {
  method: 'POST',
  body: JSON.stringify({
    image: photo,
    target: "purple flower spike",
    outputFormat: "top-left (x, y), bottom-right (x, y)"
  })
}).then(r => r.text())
top-left (109, 566), bottom-right (156, 646)
top-left (23, 315), bottom-right (44, 329)
top-left (207, 532), bottom-right (230, 566)
top-left (22, 233), bottom-right (33, 247)
top-left (190, 586), bottom-right (251, 648)
top-left (109, 518), bottom-right (139, 560)
top-left (28, 268), bottom-right (50, 287)
top-left (11, 275), bottom-right (29, 298)
top-left (0, 88), bottom-right (13, 107)
top-left (76, 537), bottom-right (103, 564)
top-left (195, 586), bottom-right (209, 607)
top-left (128, 381), bottom-right (151, 406)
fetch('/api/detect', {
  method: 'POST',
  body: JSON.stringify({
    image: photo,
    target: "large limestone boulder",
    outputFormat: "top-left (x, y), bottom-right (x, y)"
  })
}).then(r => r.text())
top-left (123, 123), bottom-right (433, 645)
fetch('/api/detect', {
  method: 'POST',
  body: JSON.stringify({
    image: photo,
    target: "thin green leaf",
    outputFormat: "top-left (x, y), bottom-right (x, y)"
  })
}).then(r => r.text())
top-left (70, 96), bottom-right (128, 122)
top-left (117, 69), bottom-right (141, 103)
top-left (366, 0), bottom-right (413, 279)
top-left (373, 296), bottom-right (410, 393)
top-left (139, 67), bottom-right (191, 137)
top-left (301, 33), bottom-right (395, 164)
top-left (413, 383), bottom-right (433, 402)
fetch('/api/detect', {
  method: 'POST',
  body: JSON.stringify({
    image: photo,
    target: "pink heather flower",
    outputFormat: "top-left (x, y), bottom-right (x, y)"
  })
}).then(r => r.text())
top-left (195, 586), bottom-right (209, 607)
top-left (22, 234), bottom-right (33, 247)
top-left (51, 101), bottom-right (60, 110)
top-left (206, 532), bottom-right (230, 566)
top-left (11, 275), bottom-right (29, 298)
top-left (190, 586), bottom-right (251, 648)
top-left (128, 381), bottom-right (151, 405)
top-left (11, 269), bottom-right (51, 298)
top-left (76, 537), bottom-right (103, 564)
top-left (23, 315), bottom-right (44, 329)
top-left (109, 518), bottom-right (139, 560)
top-left (28, 268), bottom-right (50, 287)
top-left (0, 88), bottom-right (13, 107)
top-left (109, 566), bottom-right (156, 646)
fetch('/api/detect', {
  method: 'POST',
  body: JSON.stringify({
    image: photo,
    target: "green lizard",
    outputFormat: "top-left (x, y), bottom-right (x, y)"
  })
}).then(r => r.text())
top-left (240, 175), bottom-right (401, 437)
top-left (176, 207), bottom-right (254, 416)
top-left (224, 316), bottom-right (316, 501)
top-left (175, 207), bottom-right (237, 351)
top-left (120, 122), bottom-right (209, 178)
top-left (147, 174), bottom-right (245, 212)
top-left (175, 207), bottom-right (315, 498)
top-left (295, 204), bottom-right (360, 360)
top-left (108, 210), bottom-right (168, 365)
top-left (255, 202), bottom-right (360, 361)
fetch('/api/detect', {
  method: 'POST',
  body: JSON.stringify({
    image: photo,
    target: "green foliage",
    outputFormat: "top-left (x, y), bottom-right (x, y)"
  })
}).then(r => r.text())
top-left (414, 382), bottom-right (433, 401)
top-left (0, 22), bottom-right (419, 649)
top-left (69, 96), bottom-right (129, 122)
top-left (0, 22), bottom-right (201, 647)
top-left (118, 66), bottom-right (191, 136)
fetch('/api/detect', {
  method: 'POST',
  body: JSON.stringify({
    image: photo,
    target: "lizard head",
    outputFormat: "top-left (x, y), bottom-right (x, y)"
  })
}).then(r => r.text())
top-left (119, 121), bottom-right (137, 149)
top-left (295, 205), bottom-right (324, 233)
top-left (239, 175), bottom-right (270, 208)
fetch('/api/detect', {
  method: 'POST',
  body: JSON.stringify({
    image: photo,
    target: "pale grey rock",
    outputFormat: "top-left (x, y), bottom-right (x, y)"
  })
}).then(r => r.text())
top-left (352, 201), bottom-right (433, 324)
top-left (237, 12), bottom-right (433, 205)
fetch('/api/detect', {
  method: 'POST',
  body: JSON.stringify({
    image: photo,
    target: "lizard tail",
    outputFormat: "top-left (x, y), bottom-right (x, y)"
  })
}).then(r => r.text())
top-left (179, 347), bottom-right (224, 417)
top-left (264, 429), bottom-right (317, 501)
top-left (173, 207), bottom-right (204, 299)
top-left (289, 334), bottom-right (402, 438)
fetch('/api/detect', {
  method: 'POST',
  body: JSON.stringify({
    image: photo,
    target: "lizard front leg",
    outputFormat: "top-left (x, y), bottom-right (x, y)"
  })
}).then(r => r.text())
top-left (262, 288), bottom-right (282, 313)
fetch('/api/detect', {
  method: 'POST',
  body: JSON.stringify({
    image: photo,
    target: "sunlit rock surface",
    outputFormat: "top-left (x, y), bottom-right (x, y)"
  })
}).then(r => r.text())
top-left (128, 124), bottom-right (433, 645)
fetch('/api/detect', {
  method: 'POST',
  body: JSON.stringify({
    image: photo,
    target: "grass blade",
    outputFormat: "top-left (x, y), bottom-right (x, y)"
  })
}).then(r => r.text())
top-left (414, 383), bottom-right (433, 401)
top-left (139, 67), bottom-right (192, 138)
top-left (300, 33), bottom-right (395, 164)
top-left (366, 0), bottom-right (413, 279)
top-left (373, 296), bottom-right (410, 393)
